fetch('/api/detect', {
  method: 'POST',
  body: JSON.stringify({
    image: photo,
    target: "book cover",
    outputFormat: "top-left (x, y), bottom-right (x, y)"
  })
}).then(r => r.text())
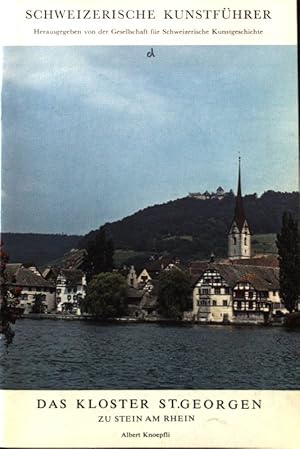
top-left (0, 1), bottom-right (299, 448)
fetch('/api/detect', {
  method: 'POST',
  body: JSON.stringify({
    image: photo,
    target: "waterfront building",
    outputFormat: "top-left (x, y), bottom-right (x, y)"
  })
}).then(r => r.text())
top-left (192, 263), bottom-right (283, 323)
top-left (56, 269), bottom-right (86, 314)
top-left (5, 263), bottom-right (56, 313)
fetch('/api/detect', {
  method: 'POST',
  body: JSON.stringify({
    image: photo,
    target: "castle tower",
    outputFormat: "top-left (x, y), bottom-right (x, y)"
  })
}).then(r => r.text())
top-left (228, 157), bottom-right (251, 259)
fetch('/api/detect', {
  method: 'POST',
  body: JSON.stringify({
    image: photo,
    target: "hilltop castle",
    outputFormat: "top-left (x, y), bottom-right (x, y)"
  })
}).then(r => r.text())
top-left (189, 186), bottom-right (229, 200)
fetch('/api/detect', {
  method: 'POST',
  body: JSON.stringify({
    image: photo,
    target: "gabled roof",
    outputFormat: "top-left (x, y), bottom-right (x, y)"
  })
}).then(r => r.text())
top-left (231, 255), bottom-right (279, 268)
top-left (5, 264), bottom-right (54, 288)
top-left (145, 256), bottom-right (174, 273)
top-left (236, 271), bottom-right (277, 291)
top-left (62, 249), bottom-right (87, 270)
top-left (202, 263), bottom-right (279, 291)
top-left (188, 261), bottom-right (209, 276)
top-left (58, 269), bottom-right (84, 286)
top-left (42, 266), bottom-right (60, 280)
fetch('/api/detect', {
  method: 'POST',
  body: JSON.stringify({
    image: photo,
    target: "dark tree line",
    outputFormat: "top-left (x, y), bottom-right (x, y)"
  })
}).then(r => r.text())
top-left (3, 191), bottom-right (298, 266)
top-left (82, 273), bottom-right (128, 318)
top-left (158, 270), bottom-right (192, 319)
top-left (80, 191), bottom-right (298, 262)
top-left (84, 228), bottom-right (114, 280)
top-left (276, 212), bottom-right (300, 313)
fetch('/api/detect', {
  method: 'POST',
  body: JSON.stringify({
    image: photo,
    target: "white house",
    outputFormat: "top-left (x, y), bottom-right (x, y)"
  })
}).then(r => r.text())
top-left (5, 264), bottom-right (56, 313)
top-left (192, 263), bottom-right (282, 324)
top-left (56, 269), bottom-right (86, 313)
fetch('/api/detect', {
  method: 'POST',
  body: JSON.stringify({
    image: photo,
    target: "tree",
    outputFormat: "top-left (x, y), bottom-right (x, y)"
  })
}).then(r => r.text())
top-left (31, 294), bottom-right (46, 314)
top-left (158, 269), bottom-right (192, 319)
top-left (276, 212), bottom-right (300, 312)
top-left (0, 242), bottom-right (22, 340)
top-left (82, 272), bottom-right (128, 318)
top-left (86, 228), bottom-right (114, 279)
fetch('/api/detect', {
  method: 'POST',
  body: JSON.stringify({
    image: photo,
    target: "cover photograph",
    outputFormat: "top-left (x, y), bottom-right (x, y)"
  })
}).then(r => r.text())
top-left (0, 1), bottom-right (299, 448)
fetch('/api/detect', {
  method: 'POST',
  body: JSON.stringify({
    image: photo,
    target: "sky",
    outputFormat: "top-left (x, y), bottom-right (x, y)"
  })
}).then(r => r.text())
top-left (1, 46), bottom-right (298, 235)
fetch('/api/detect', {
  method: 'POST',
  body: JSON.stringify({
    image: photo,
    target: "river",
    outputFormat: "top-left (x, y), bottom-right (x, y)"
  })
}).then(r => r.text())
top-left (0, 319), bottom-right (299, 389)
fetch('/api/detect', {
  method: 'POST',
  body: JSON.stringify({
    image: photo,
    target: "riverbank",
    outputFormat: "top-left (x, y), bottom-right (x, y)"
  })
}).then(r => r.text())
top-left (19, 313), bottom-right (285, 326)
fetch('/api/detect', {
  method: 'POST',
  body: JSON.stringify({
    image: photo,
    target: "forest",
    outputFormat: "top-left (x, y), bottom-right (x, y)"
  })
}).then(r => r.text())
top-left (80, 190), bottom-right (299, 264)
top-left (2, 191), bottom-right (299, 266)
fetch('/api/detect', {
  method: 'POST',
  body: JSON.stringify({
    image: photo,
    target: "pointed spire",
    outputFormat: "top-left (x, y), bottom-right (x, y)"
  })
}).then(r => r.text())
top-left (233, 156), bottom-right (246, 232)
top-left (237, 155), bottom-right (242, 197)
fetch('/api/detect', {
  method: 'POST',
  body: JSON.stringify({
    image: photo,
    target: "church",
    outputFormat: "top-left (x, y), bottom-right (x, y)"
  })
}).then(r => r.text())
top-left (228, 157), bottom-right (251, 260)
top-left (191, 158), bottom-right (284, 324)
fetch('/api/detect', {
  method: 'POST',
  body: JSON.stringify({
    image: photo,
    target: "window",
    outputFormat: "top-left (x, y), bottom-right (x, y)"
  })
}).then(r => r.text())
top-left (244, 237), bottom-right (247, 245)
top-left (73, 287), bottom-right (77, 293)
top-left (223, 300), bottom-right (228, 306)
top-left (67, 295), bottom-right (71, 300)
top-left (235, 290), bottom-right (244, 298)
top-left (201, 288), bottom-right (210, 295)
top-left (225, 287), bottom-right (230, 294)
top-left (248, 301), bottom-right (253, 309)
top-left (67, 288), bottom-right (72, 293)
top-left (212, 300), bottom-right (217, 306)
top-left (233, 236), bottom-right (237, 245)
top-left (249, 292), bottom-right (253, 299)
top-left (214, 287), bottom-right (221, 295)
top-left (273, 290), bottom-right (277, 296)
top-left (57, 289), bottom-right (61, 294)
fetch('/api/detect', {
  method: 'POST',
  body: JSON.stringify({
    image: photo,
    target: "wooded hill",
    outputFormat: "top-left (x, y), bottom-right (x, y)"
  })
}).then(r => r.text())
top-left (80, 191), bottom-right (299, 264)
top-left (2, 191), bottom-right (299, 266)
top-left (1, 233), bottom-right (81, 266)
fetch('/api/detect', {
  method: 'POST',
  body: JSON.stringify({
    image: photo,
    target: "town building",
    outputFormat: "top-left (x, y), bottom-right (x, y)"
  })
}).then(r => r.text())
top-left (119, 265), bottom-right (138, 289)
top-left (192, 263), bottom-right (282, 324)
top-left (5, 263), bottom-right (56, 313)
top-left (189, 158), bottom-right (288, 324)
top-left (56, 269), bottom-right (86, 314)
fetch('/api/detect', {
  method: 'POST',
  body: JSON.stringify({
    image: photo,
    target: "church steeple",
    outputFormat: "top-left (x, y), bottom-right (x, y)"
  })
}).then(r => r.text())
top-left (228, 157), bottom-right (251, 260)
top-left (233, 157), bottom-right (247, 232)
